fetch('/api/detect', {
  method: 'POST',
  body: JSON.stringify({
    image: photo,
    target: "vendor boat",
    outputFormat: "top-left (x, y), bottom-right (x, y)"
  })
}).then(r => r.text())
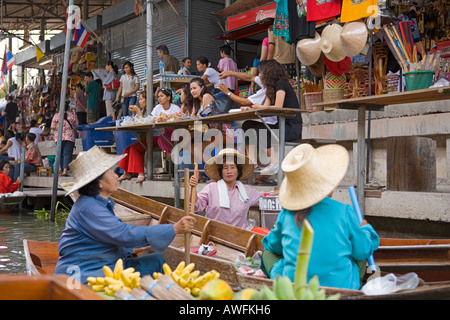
top-left (23, 188), bottom-right (450, 299)
top-left (0, 194), bottom-right (26, 214)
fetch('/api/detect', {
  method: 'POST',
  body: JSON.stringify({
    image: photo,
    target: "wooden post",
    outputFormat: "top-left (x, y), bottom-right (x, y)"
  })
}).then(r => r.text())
top-left (386, 136), bottom-right (436, 191)
top-left (183, 168), bottom-right (190, 264)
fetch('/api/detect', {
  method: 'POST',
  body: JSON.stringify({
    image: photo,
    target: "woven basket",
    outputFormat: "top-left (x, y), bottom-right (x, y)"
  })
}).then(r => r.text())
top-left (303, 92), bottom-right (323, 113)
top-left (322, 88), bottom-right (344, 111)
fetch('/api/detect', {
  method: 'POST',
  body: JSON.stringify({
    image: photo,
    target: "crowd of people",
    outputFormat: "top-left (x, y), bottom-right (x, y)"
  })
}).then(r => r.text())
top-left (0, 36), bottom-right (379, 292)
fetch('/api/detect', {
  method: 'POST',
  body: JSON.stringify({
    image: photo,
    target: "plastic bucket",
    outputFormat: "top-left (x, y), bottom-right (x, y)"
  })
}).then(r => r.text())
top-left (403, 71), bottom-right (435, 91)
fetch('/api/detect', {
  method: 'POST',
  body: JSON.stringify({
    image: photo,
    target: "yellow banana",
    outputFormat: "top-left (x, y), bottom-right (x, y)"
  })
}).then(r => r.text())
top-left (122, 267), bottom-right (135, 276)
top-left (113, 259), bottom-right (123, 280)
top-left (104, 287), bottom-right (115, 296)
top-left (179, 269), bottom-right (191, 279)
top-left (193, 275), bottom-right (206, 288)
top-left (171, 272), bottom-right (181, 283)
top-left (103, 265), bottom-right (114, 278)
top-left (191, 287), bottom-right (200, 297)
top-left (153, 272), bottom-right (162, 280)
top-left (96, 277), bottom-right (106, 285)
top-left (178, 277), bottom-right (188, 288)
top-left (174, 261), bottom-right (185, 275)
top-left (105, 276), bottom-right (121, 286)
top-left (163, 263), bottom-right (172, 275)
top-left (87, 277), bottom-right (97, 285)
top-left (186, 277), bottom-right (195, 289)
top-left (184, 287), bottom-right (191, 294)
top-left (130, 275), bottom-right (140, 288)
top-left (190, 270), bottom-right (200, 279)
top-left (108, 283), bottom-right (123, 292)
top-left (182, 263), bottom-right (195, 274)
top-left (120, 272), bottom-right (132, 287)
top-left (91, 284), bottom-right (105, 292)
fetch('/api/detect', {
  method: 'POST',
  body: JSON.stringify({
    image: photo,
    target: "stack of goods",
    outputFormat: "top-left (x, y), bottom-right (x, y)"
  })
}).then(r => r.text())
top-left (322, 72), bottom-right (346, 110)
top-left (383, 22), bottom-right (437, 91)
top-left (301, 80), bottom-right (323, 113)
top-left (87, 259), bottom-right (142, 297)
top-left (113, 261), bottom-right (226, 300)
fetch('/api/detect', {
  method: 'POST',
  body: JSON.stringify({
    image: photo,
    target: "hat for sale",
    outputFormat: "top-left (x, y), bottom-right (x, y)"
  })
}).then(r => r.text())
top-left (296, 32), bottom-right (322, 66)
top-left (340, 21), bottom-right (369, 57)
top-left (320, 24), bottom-right (346, 62)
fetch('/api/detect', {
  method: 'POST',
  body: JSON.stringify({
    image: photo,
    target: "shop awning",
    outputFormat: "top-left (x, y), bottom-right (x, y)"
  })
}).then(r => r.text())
top-left (214, 1), bottom-right (276, 40)
top-left (216, 18), bottom-right (273, 40)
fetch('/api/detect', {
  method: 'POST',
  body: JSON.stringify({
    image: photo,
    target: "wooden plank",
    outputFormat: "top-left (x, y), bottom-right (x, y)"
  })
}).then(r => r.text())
top-left (313, 86), bottom-right (450, 109)
top-left (386, 137), bottom-right (436, 191)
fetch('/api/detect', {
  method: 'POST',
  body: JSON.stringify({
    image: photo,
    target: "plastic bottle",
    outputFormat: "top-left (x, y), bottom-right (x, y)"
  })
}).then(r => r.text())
top-left (159, 58), bottom-right (164, 75)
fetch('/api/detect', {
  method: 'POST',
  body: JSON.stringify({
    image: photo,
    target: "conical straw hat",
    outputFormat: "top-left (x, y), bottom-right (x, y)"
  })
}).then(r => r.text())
top-left (320, 24), bottom-right (346, 62)
top-left (340, 21), bottom-right (368, 57)
top-left (66, 145), bottom-right (127, 195)
top-left (204, 148), bottom-right (254, 181)
top-left (296, 32), bottom-right (322, 66)
top-left (279, 144), bottom-right (349, 211)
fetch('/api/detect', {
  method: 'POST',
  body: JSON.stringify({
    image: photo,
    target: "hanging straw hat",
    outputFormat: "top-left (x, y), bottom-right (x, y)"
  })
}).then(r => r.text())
top-left (340, 21), bottom-right (368, 57)
top-left (296, 32), bottom-right (322, 66)
top-left (320, 24), bottom-right (346, 62)
top-left (307, 52), bottom-right (325, 77)
top-left (278, 143), bottom-right (349, 211)
top-left (65, 145), bottom-right (127, 195)
top-left (204, 148), bottom-right (254, 181)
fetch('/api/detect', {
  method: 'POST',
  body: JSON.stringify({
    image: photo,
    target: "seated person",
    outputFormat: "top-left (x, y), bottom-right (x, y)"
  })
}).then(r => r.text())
top-left (11, 132), bottom-right (43, 181)
top-left (0, 159), bottom-right (21, 193)
top-left (189, 148), bottom-right (263, 228)
top-left (261, 144), bottom-right (379, 290)
top-left (117, 89), bottom-right (180, 183)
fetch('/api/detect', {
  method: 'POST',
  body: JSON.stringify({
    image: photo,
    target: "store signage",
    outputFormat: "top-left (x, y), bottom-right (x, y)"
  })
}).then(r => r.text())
top-left (227, 2), bottom-right (276, 31)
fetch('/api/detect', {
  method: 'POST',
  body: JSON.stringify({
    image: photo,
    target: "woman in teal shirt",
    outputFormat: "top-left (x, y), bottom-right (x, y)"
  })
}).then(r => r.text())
top-left (262, 143), bottom-right (379, 290)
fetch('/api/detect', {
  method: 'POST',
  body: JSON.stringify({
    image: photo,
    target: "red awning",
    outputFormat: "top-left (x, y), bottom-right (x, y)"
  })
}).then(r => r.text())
top-left (216, 18), bottom-right (273, 40)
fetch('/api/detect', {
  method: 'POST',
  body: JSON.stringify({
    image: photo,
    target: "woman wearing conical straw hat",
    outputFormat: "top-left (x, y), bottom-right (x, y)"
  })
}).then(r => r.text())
top-left (189, 148), bottom-right (263, 229)
top-left (54, 146), bottom-right (195, 285)
top-left (261, 144), bottom-right (379, 290)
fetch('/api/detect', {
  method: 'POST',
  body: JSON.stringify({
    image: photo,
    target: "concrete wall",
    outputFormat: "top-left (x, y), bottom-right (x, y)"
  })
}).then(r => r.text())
top-left (300, 100), bottom-right (450, 186)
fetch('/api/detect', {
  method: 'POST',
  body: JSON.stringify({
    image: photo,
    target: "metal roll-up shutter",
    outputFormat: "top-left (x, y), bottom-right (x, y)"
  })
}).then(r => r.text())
top-left (106, 1), bottom-right (188, 84)
top-left (190, 0), bottom-right (226, 69)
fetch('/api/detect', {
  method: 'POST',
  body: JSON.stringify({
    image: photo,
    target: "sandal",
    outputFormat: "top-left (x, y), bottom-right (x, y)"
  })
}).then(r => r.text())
top-left (135, 174), bottom-right (146, 183)
top-left (118, 173), bottom-right (132, 182)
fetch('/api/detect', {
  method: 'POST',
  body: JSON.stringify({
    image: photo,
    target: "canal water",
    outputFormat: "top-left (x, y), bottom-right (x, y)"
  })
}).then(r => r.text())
top-left (0, 209), bottom-right (66, 275)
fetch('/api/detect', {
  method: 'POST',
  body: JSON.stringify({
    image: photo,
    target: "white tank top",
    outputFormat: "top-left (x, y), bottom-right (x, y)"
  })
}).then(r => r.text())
top-left (8, 137), bottom-right (21, 160)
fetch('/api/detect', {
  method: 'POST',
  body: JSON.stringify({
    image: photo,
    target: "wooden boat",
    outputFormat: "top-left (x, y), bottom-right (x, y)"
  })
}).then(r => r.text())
top-left (0, 194), bottom-right (26, 213)
top-left (23, 188), bottom-right (450, 299)
top-left (0, 274), bottom-right (104, 300)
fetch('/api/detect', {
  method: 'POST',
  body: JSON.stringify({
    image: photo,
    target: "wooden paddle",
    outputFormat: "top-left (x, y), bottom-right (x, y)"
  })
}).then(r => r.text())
top-left (183, 164), bottom-right (198, 264)
top-left (183, 168), bottom-right (191, 264)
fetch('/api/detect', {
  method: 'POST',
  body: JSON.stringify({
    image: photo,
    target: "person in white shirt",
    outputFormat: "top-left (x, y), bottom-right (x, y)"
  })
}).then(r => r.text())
top-left (29, 120), bottom-right (42, 145)
top-left (196, 56), bottom-right (226, 95)
top-left (114, 61), bottom-right (140, 117)
top-left (177, 57), bottom-right (192, 76)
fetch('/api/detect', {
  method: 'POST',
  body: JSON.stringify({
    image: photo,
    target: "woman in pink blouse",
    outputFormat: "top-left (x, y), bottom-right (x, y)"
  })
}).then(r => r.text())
top-left (189, 149), bottom-right (263, 228)
top-left (51, 108), bottom-right (78, 176)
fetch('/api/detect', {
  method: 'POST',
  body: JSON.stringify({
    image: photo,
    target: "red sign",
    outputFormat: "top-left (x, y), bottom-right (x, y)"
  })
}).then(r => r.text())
top-left (227, 2), bottom-right (276, 31)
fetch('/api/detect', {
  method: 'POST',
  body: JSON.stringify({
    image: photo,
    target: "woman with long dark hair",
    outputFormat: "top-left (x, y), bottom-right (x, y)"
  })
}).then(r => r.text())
top-left (115, 61), bottom-right (140, 117)
top-left (242, 59), bottom-right (303, 177)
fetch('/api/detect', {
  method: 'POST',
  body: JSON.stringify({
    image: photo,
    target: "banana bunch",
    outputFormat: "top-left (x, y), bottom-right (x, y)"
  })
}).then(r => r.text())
top-left (87, 259), bottom-right (141, 296)
top-left (251, 275), bottom-right (340, 300)
top-left (153, 261), bottom-right (220, 297)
